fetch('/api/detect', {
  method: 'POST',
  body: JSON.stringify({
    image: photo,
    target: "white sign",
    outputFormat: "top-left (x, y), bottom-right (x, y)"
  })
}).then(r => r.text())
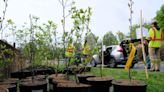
top-left (102, 45), bottom-right (106, 51)
top-left (136, 27), bottom-right (150, 39)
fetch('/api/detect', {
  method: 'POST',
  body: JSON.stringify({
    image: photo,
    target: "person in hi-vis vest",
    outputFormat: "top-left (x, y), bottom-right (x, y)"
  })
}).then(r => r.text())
top-left (148, 21), bottom-right (162, 72)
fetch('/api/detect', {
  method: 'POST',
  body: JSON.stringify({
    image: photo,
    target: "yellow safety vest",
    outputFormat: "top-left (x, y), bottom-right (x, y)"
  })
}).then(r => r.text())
top-left (148, 28), bottom-right (162, 48)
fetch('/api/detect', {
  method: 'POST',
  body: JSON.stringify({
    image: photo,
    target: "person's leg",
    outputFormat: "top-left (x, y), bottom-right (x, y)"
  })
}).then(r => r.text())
top-left (146, 55), bottom-right (151, 69)
top-left (149, 48), bottom-right (155, 71)
top-left (155, 48), bottom-right (161, 71)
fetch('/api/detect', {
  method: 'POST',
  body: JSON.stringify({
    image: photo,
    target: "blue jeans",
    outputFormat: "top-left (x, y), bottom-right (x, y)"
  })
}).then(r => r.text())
top-left (146, 55), bottom-right (151, 69)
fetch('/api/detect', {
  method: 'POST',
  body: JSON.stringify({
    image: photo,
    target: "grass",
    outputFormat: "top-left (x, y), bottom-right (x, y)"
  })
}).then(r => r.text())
top-left (85, 67), bottom-right (164, 92)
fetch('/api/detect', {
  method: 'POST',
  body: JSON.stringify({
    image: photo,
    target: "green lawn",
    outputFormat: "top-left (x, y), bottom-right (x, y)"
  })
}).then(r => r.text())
top-left (86, 67), bottom-right (164, 92)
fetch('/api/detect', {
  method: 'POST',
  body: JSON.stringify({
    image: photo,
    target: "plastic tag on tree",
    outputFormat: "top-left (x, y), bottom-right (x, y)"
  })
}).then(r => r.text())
top-left (125, 43), bottom-right (136, 71)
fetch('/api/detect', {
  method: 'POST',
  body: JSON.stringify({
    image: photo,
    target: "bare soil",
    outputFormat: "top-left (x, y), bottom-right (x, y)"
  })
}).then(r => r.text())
top-left (1, 78), bottom-right (18, 84)
top-left (21, 80), bottom-right (47, 86)
top-left (57, 82), bottom-right (91, 88)
top-left (77, 74), bottom-right (95, 77)
top-left (0, 84), bottom-right (16, 90)
top-left (87, 76), bottom-right (113, 81)
top-left (26, 75), bottom-right (46, 81)
top-left (112, 79), bottom-right (146, 86)
top-left (49, 74), bottom-right (66, 80)
top-left (0, 87), bottom-right (6, 92)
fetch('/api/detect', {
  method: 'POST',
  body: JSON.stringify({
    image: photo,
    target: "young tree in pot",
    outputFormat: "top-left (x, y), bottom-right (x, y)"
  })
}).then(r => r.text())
top-left (69, 6), bottom-right (97, 84)
top-left (112, 43), bottom-right (147, 92)
top-left (86, 41), bottom-right (113, 92)
top-left (77, 33), bottom-right (99, 84)
top-left (112, 5), bottom-right (147, 92)
top-left (52, 3), bottom-right (93, 92)
top-left (19, 15), bottom-right (48, 92)
top-left (0, 1), bottom-right (17, 91)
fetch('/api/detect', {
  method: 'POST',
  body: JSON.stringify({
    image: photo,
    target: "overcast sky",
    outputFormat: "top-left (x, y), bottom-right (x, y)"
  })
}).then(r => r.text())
top-left (1, 0), bottom-right (164, 39)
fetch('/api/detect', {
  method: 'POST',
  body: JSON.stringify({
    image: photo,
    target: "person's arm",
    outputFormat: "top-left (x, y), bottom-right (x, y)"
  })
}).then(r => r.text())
top-left (148, 28), bottom-right (154, 40)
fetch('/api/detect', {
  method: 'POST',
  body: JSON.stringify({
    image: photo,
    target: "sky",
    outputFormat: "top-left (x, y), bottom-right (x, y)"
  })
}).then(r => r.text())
top-left (1, 0), bottom-right (164, 40)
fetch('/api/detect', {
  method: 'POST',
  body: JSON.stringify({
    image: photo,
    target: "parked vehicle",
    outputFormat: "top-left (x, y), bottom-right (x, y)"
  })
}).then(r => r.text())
top-left (90, 39), bottom-right (140, 68)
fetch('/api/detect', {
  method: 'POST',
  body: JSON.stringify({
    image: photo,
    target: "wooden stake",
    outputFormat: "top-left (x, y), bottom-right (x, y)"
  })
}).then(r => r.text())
top-left (101, 40), bottom-right (104, 69)
top-left (140, 10), bottom-right (149, 79)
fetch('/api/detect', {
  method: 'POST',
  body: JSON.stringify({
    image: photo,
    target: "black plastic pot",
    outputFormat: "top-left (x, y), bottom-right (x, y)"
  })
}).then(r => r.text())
top-left (35, 68), bottom-right (55, 75)
top-left (20, 80), bottom-right (47, 92)
top-left (77, 74), bottom-right (95, 84)
top-left (112, 79), bottom-right (147, 92)
top-left (11, 70), bottom-right (32, 79)
top-left (87, 76), bottom-right (113, 92)
top-left (51, 79), bottom-right (74, 92)
top-left (57, 82), bottom-right (92, 92)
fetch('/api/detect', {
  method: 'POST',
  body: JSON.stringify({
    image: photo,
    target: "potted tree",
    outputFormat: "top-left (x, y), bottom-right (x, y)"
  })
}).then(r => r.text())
top-left (112, 8), bottom-right (148, 92)
top-left (112, 43), bottom-right (147, 92)
top-left (51, 2), bottom-right (93, 92)
top-left (0, 1), bottom-right (18, 91)
top-left (86, 41), bottom-right (113, 92)
top-left (19, 15), bottom-right (48, 92)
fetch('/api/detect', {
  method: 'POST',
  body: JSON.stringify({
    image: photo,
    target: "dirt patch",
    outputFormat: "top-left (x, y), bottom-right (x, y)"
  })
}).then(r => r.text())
top-left (49, 74), bottom-right (66, 80)
top-left (58, 82), bottom-right (91, 88)
top-left (0, 87), bottom-right (7, 92)
top-left (0, 84), bottom-right (16, 90)
top-left (77, 74), bottom-right (95, 77)
top-left (112, 79), bottom-right (146, 86)
top-left (87, 76), bottom-right (113, 81)
top-left (1, 78), bottom-right (18, 84)
top-left (21, 80), bottom-right (47, 86)
top-left (26, 75), bottom-right (46, 81)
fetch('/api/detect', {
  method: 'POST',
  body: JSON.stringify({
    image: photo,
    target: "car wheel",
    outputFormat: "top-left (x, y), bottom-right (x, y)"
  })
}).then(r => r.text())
top-left (108, 58), bottom-right (117, 68)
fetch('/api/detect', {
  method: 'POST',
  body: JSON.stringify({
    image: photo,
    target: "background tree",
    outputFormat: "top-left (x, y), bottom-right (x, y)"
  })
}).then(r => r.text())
top-left (86, 32), bottom-right (98, 50)
top-left (155, 4), bottom-right (164, 31)
top-left (130, 24), bottom-right (138, 39)
top-left (116, 31), bottom-right (125, 43)
top-left (103, 31), bottom-right (118, 46)
top-left (155, 4), bottom-right (164, 61)
top-left (155, 4), bottom-right (164, 40)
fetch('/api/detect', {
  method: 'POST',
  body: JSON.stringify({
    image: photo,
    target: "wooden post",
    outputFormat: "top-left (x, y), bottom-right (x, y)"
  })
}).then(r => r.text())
top-left (101, 40), bottom-right (104, 69)
top-left (140, 10), bottom-right (149, 79)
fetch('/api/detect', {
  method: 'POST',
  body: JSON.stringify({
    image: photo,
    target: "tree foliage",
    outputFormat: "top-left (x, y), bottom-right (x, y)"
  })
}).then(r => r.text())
top-left (155, 4), bottom-right (164, 31)
top-left (103, 31), bottom-right (118, 46)
top-left (116, 31), bottom-right (125, 42)
top-left (16, 16), bottom-right (58, 65)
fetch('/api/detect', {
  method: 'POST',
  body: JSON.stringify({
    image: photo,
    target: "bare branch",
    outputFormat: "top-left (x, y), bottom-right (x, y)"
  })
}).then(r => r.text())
top-left (58, 0), bottom-right (62, 5)
top-left (0, 0), bottom-right (9, 39)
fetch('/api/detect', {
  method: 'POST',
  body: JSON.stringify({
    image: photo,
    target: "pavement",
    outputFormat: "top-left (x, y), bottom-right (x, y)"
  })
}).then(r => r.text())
top-left (133, 62), bottom-right (164, 72)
